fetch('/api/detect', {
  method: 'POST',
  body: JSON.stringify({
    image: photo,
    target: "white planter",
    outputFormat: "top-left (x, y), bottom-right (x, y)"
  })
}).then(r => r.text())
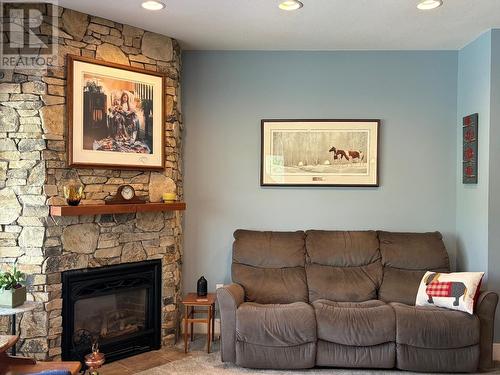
top-left (0, 286), bottom-right (26, 307)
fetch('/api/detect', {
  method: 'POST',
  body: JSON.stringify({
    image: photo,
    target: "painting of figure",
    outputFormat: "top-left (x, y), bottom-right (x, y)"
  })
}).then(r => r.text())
top-left (82, 74), bottom-right (154, 154)
top-left (261, 120), bottom-right (379, 186)
top-left (68, 55), bottom-right (164, 170)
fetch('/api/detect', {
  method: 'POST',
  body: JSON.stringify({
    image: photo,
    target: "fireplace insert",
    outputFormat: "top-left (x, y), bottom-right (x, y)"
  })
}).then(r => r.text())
top-left (61, 260), bottom-right (161, 363)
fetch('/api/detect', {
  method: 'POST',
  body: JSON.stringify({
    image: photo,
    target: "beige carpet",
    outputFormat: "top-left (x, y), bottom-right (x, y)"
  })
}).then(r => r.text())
top-left (136, 351), bottom-right (500, 375)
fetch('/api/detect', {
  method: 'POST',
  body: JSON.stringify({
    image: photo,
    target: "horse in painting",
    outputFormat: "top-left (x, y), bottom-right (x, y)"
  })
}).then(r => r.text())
top-left (329, 146), bottom-right (364, 162)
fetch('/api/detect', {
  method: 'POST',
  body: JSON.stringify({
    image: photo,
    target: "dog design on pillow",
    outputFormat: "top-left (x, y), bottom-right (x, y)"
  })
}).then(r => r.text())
top-left (424, 272), bottom-right (468, 306)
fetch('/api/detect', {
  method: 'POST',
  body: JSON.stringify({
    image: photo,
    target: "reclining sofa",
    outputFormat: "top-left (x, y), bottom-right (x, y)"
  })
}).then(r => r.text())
top-left (217, 230), bottom-right (498, 372)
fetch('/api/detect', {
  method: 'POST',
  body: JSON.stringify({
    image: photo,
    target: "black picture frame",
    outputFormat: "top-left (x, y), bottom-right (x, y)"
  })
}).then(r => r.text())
top-left (260, 119), bottom-right (380, 187)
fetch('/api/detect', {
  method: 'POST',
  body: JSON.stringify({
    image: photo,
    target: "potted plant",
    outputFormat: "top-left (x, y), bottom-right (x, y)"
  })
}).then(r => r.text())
top-left (0, 265), bottom-right (26, 307)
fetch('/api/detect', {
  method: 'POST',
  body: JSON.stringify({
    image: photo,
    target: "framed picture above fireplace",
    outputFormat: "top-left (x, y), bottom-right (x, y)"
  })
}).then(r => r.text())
top-left (67, 55), bottom-right (165, 170)
top-left (261, 119), bottom-right (380, 187)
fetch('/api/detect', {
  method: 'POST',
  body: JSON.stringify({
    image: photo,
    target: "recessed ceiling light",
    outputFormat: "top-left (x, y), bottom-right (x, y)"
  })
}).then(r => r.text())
top-left (417, 0), bottom-right (443, 10)
top-left (279, 0), bottom-right (303, 11)
top-left (141, 1), bottom-right (165, 11)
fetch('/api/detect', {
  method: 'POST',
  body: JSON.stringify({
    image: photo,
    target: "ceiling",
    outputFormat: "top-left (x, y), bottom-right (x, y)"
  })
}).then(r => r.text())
top-left (58, 0), bottom-right (500, 50)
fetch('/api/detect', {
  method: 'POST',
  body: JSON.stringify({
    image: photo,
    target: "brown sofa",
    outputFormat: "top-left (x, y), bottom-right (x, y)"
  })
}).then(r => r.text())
top-left (217, 230), bottom-right (498, 372)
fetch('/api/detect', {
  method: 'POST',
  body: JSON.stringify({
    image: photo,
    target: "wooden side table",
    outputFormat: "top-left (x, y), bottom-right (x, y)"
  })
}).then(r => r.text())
top-left (181, 293), bottom-right (217, 353)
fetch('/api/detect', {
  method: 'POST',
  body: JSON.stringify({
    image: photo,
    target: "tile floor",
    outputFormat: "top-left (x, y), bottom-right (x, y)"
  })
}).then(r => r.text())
top-left (99, 335), bottom-right (219, 374)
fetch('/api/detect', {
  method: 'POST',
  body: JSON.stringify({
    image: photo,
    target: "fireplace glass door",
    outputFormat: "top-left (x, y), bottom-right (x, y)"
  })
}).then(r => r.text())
top-left (74, 288), bottom-right (147, 344)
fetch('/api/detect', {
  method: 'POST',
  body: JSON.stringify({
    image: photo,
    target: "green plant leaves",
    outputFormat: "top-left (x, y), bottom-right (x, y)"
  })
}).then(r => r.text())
top-left (0, 264), bottom-right (26, 290)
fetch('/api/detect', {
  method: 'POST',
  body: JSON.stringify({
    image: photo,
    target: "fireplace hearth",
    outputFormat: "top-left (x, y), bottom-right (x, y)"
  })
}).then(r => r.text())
top-left (61, 260), bottom-right (162, 364)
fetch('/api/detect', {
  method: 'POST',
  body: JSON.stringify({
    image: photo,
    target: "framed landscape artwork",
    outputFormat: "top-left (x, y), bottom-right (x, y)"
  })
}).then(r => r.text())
top-left (68, 55), bottom-right (165, 170)
top-left (261, 119), bottom-right (380, 187)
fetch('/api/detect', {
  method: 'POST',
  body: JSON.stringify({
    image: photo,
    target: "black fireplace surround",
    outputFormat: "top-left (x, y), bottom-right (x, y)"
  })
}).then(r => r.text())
top-left (61, 260), bottom-right (162, 363)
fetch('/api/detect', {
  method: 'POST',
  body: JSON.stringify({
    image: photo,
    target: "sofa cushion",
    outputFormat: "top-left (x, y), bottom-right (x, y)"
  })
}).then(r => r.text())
top-left (233, 230), bottom-right (305, 268)
top-left (393, 302), bottom-right (480, 372)
top-left (379, 231), bottom-right (449, 270)
top-left (232, 230), bottom-right (308, 304)
top-left (306, 230), bottom-right (380, 266)
top-left (379, 268), bottom-right (429, 305)
top-left (232, 264), bottom-right (308, 304)
top-left (305, 231), bottom-right (382, 302)
top-left (306, 262), bottom-right (382, 302)
top-left (378, 231), bottom-right (450, 304)
top-left (313, 299), bottom-right (395, 346)
top-left (316, 341), bottom-right (396, 369)
top-left (396, 344), bottom-right (479, 373)
top-left (236, 342), bottom-right (316, 369)
top-left (236, 302), bottom-right (316, 347)
top-left (391, 302), bottom-right (480, 349)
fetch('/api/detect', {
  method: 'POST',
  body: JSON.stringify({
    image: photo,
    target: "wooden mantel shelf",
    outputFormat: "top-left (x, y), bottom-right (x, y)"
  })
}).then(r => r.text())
top-left (50, 202), bottom-right (186, 216)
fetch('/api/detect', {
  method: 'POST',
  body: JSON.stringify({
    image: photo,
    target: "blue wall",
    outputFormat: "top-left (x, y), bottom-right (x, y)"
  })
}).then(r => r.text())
top-left (456, 32), bottom-right (492, 276)
top-left (182, 51), bottom-right (458, 294)
top-left (488, 29), bottom-right (500, 341)
top-left (455, 29), bottom-right (500, 341)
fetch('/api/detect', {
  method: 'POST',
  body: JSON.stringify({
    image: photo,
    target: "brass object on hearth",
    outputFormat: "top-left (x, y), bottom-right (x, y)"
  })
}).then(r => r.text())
top-left (84, 342), bottom-right (105, 375)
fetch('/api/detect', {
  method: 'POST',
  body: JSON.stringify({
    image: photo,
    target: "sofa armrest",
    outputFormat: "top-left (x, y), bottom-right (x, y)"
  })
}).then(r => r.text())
top-left (476, 291), bottom-right (499, 370)
top-left (217, 283), bottom-right (245, 363)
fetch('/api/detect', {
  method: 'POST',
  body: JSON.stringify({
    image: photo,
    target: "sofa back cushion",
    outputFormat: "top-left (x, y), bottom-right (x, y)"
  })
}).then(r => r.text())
top-left (378, 231), bottom-right (450, 305)
top-left (231, 230), bottom-right (308, 304)
top-left (305, 230), bottom-right (382, 302)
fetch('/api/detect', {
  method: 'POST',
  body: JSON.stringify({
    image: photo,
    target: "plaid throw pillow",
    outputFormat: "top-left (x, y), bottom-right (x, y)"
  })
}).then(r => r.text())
top-left (415, 271), bottom-right (484, 314)
top-left (426, 280), bottom-right (452, 297)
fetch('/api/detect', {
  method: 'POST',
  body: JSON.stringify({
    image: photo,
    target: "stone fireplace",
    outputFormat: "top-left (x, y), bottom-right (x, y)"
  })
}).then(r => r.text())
top-left (0, 3), bottom-right (183, 361)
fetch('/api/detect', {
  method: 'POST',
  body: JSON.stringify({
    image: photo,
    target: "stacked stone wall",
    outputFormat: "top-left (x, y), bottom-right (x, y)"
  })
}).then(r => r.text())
top-left (0, 4), bottom-right (183, 359)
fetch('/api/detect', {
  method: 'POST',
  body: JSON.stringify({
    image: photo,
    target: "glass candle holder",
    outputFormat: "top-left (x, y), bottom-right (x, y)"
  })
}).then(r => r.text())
top-left (63, 183), bottom-right (84, 206)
